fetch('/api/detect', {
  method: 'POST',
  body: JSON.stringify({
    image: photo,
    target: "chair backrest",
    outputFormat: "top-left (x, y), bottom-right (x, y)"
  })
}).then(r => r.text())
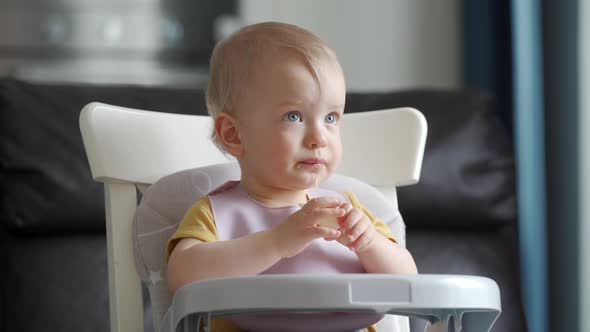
top-left (79, 102), bottom-right (427, 332)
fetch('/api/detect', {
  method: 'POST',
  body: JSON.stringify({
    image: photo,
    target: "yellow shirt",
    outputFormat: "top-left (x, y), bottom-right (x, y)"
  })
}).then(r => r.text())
top-left (167, 191), bottom-right (395, 332)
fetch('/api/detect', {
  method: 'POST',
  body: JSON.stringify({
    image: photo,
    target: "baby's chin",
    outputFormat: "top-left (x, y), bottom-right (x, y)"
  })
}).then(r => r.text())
top-left (272, 167), bottom-right (335, 190)
top-left (273, 176), bottom-right (323, 191)
top-left (304, 172), bottom-right (332, 189)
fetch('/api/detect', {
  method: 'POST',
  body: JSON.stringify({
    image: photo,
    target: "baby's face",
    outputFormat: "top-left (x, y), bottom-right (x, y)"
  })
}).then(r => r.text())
top-left (235, 54), bottom-right (346, 192)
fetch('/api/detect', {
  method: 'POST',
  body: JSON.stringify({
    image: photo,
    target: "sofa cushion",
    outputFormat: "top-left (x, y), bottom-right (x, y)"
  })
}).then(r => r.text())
top-left (406, 224), bottom-right (527, 332)
top-left (346, 90), bottom-right (517, 229)
top-left (0, 79), bottom-right (515, 234)
top-left (0, 79), bottom-right (207, 234)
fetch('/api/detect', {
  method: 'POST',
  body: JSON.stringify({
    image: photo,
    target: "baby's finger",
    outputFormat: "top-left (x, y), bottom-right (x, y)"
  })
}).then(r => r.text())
top-left (339, 208), bottom-right (363, 232)
top-left (313, 207), bottom-right (346, 218)
top-left (311, 207), bottom-right (346, 229)
top-left (346, 218), bottom-right (369, 243)
top-left (304, 196), bottom-right (342, 210)
top-left (339, 202), bottom-right (353, 214)
top-left (311, 225), bottom-right (340, 239)
top-left (323, 229), bottom-right (341, 241)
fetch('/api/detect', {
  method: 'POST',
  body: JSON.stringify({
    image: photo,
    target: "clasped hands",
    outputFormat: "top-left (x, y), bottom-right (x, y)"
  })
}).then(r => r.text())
top-left (270, 197), bottom-right (377, 258)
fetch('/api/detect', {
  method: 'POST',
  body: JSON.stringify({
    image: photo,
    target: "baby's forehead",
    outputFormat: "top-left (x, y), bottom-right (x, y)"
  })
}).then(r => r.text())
top-left (249, 49), bottom-right (341, 80)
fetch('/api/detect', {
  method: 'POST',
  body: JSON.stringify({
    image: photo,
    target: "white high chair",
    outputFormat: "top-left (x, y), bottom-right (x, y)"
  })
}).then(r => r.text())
top-left (79, 102), bottom-right (501, 332)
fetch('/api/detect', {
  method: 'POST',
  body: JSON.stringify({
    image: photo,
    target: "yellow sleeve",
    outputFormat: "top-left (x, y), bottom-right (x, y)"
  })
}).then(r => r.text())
top-left (165, 196), bottom-right (219, 261)
top-left (343, 192), bottom-right (397, 244)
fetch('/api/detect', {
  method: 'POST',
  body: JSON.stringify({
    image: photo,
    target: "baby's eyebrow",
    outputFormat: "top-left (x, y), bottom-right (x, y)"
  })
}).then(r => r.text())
top-left (275, 101), bottom-right (344, 111)
top-left (276, 100), bottom-right (305, 108)
top-left (328, 104), bottom-right (345, 111)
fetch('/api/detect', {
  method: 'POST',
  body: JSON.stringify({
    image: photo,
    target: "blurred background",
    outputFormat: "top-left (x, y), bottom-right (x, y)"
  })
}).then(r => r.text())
top-left (0, 1), bottom-right (588, 332)
top-left (0, 0), bottom-right (235, 86)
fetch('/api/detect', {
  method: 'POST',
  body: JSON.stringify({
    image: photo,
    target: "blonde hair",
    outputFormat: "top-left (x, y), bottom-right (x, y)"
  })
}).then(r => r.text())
top-left (206, 21), bottom-right (343, 150)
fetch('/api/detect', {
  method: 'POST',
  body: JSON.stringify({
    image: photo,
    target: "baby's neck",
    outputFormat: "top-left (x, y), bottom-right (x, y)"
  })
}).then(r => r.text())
top-left (239, 179), bottom-right (308, 208)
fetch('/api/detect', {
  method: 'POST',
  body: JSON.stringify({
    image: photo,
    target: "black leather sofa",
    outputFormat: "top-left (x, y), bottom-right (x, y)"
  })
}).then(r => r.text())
top-left (0, 78), bottom-right (527, 331)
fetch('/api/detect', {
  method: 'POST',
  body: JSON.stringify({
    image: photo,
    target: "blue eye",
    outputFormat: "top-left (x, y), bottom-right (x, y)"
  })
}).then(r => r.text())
top-left (284, 111), bottom-right (301, 122)
top-left (325, 113), bottom-right (338, 124)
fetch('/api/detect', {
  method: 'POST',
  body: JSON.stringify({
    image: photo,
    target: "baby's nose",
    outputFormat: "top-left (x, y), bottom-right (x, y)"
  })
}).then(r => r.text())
top-left (305, 126), bottom-right (328, 149)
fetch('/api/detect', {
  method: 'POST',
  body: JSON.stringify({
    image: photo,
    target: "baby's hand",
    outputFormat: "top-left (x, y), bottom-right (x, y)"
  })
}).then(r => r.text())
top-left (270, 197), bottom-right (345, 258)
top-left (337, 204), bottom-right (377, 252)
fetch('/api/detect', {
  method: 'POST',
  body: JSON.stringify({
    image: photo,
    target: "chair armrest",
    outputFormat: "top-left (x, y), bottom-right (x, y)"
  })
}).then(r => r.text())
top-left (162, 274), bottom-right (501, 332)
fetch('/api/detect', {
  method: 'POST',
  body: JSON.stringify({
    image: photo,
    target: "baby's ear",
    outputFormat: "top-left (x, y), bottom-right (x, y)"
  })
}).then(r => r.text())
top-left (214, 112), bottom-right (242, 157)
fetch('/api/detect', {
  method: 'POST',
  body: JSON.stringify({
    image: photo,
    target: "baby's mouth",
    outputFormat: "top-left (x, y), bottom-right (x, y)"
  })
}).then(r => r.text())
top-left (299, 158), bottom-right (327, 166)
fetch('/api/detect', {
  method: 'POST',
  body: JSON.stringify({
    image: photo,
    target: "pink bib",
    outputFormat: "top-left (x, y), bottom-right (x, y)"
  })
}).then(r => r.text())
top-left (208, 181), bottom-right (365, 274)
top-left (207, 181), bottom-right (383, 332)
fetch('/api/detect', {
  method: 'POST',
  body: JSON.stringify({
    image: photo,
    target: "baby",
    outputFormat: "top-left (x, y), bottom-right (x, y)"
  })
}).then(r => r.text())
top-left (166, 22), bottom-right (417, 332)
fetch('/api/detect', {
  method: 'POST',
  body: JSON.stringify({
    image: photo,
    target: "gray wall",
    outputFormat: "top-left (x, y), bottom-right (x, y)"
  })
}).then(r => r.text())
top-left (580, 0), bottom-right (590, 330)
top-left (239, 0), bottom-right (462, 92)
top-left (545, 0), bottom-right (590, 331)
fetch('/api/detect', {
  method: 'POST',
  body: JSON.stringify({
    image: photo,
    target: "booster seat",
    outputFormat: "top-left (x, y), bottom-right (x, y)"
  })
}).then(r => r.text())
top-left (79, 102), bottom-right (501, 332)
